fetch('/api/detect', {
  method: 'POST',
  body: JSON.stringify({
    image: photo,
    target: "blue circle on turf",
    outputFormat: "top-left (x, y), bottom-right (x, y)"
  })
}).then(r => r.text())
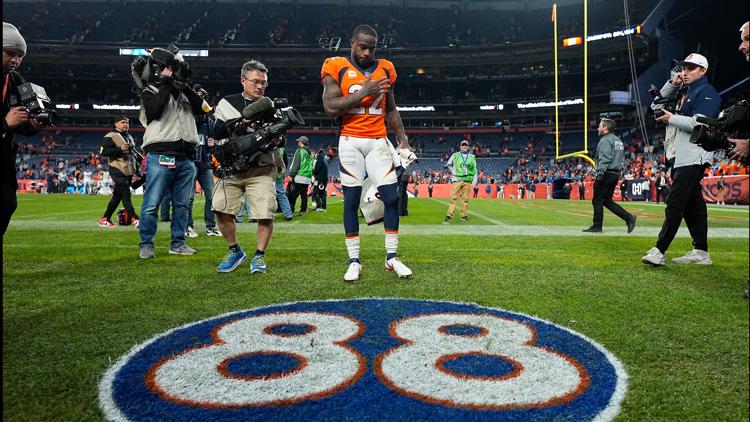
top-left (223, 352), bottom-right (305, 379)
top-left (266, 323), bottom-right (314, 336)
top-left (441, 324), bottom-right (485, 336)
top-left (440, 353), bottom-right (516, 379)
top-left (101, 299), bottom-right (626, 421)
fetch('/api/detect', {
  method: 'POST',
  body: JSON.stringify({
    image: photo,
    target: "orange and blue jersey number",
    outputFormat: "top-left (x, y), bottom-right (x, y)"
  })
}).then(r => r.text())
top-left (347, 84), bottom-right (384, 116)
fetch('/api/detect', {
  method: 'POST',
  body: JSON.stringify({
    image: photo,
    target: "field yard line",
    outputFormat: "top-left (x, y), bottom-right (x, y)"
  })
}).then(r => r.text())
top-left (12, 209), bottom-right (101, 219)
top-left (558, 210), bottom-right (593, 218)
top-left (427, 198), bottom-right (511, 226)
top-left (7, 220), bottom-right (748, 238)
top-left (632, 201), bottom-right (750, 213)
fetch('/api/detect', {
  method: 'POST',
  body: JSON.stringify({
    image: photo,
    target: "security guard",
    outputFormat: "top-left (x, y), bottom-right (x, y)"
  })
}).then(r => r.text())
top-left (583, 118), bottom-right (637, 233)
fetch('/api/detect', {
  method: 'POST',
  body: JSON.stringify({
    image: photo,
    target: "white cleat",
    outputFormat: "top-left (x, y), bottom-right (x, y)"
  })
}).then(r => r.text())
top-left (344, 262), bottom-right (362, 282)
top-left (386, 257), bottom-right (413, 278)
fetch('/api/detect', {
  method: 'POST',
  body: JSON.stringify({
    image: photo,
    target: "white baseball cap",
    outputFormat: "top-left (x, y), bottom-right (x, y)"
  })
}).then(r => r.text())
top-left (682, 53), bottom-right (709, 69)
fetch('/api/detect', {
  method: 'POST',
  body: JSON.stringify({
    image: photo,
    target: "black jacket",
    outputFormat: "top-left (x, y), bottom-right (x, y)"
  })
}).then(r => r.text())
top-left (313, 156), bottom-right (328, 184)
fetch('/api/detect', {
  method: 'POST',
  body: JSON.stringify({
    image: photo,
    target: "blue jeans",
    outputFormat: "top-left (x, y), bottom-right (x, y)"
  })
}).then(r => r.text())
top-left (160, 194), bottom-right (171, 220)
top-left (276, 178), bottom-right (293, 219)
top-left (188, 165), bottom-right (217, 228)
top-left (139, 154), bottom-right (197, 249)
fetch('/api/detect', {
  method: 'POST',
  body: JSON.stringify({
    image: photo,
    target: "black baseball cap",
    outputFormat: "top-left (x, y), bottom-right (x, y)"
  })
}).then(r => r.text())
top-left (114, 115), bottom-right (129, 123)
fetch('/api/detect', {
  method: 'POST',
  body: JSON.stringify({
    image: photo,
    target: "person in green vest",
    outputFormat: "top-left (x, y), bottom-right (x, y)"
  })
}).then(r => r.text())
top-left (287, 136), bottom-right (314, 215)
top-left (444, 139), bottom-right (478, 221)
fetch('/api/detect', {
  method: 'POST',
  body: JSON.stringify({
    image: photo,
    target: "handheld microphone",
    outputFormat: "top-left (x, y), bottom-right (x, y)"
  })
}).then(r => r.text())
top-left (241, 96), bottom-right (274, 120)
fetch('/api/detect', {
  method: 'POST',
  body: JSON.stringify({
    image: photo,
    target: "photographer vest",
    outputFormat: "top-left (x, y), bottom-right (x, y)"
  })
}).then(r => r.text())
top-left (105, 131), bottom-right (135, 176)
top-left (139, 84), bottom-right (199, 148)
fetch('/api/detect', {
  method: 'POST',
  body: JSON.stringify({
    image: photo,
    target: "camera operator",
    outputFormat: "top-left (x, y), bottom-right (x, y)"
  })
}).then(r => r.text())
top-left (2, 22), bottom-right (47, 238)
top-left (727, 21), bottom-right (750, 164)
top-left (135, 51), bottom-right (206, 259)
top-left (97, 115), bottom-right (141, 228)
top-left (211, 60), bottom-right (284, 274)
top-left (642, 53), bottom-right (721, 266)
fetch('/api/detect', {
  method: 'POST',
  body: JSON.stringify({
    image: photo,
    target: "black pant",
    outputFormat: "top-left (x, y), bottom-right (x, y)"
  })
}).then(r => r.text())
top-left (656, 165), bottom-right (708, 253)
top-left (656, 187), bottom-right (668, 204)
top-left (103, 172), bottom-right (137, 220)
top-left (288, 182), bottom-right (309, 213)
top-left (0, 182), bottom-right (18, 238)
top-left (591, 172), bottom-right (632, 228)
top-left (312, 184), bottom-right (327, 210)
top-left (397, 180), bottom-right (409, 216)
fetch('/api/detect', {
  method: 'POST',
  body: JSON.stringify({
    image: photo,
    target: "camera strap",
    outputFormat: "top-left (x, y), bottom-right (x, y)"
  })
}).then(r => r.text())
top-left (2, 74), bottom-right (9, 103)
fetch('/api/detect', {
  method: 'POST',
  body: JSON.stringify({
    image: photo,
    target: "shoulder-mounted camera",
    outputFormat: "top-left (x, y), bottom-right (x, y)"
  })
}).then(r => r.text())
top-left (210, 97), bottom-right (305, 177)
top-left (649, 84), bottom-right (680, 118)
top-left (132, 45), bottom-right (192, 90)
top-left (9, 71), bottom-right (57, 126)
top-left (690, 100), bottom-right (750, 152)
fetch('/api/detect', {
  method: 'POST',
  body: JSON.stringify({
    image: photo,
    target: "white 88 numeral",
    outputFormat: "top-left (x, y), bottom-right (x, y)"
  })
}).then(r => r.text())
top-left (147, 312), bottom-right (365, 407)
top-left (147, 312), bottom-right (586, 409)
top-left (375, 313), bottom-right (588, 409)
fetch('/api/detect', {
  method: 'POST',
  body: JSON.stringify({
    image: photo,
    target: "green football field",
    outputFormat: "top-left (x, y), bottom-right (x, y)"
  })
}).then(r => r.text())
top-left (3, 194), bottom-right (749, 421)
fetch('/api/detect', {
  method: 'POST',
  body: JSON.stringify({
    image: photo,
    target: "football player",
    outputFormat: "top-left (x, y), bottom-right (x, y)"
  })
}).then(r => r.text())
top-left (321, 24), bottom-right (414, 282)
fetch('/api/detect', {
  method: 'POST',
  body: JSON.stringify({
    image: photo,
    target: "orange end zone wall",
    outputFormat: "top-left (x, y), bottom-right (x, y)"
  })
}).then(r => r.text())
top-left (17, 176), bottom-right (749, 205)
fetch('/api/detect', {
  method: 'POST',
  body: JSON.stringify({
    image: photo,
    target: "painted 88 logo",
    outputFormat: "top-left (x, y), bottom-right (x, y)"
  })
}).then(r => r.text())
top-left (100, 299), bottom-right (627, 421)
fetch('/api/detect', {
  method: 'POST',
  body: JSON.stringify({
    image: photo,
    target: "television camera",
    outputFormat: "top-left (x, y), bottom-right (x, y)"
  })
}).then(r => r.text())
top-left (649, 84), bottom-right (679, 119)
top-left (690, 100), bottom-right (750, 153)
top-left (131, 45), bottom-right (192, 90)
top-left (210, 97), bottom-right (305, 177)
top-left (9, 71), bottom-right (57, 126)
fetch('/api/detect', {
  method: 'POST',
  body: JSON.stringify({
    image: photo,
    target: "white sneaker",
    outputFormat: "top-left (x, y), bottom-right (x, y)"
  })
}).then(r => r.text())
top-left (186, 226), bottom-right (198, 238)
top-left (344, 262), bottom-right (362, 282)
top-left (642, 247), bottom-right (665, 266)
top-left (672, 249), bottom-right (713, 265)
top-left (386, 257), bottom-right (413, 278)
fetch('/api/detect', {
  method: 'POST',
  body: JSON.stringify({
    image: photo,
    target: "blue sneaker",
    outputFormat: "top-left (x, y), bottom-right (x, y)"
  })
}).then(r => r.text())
top-left (250, 254), bottom-right (267, 273)
top-left (217, 247), bottom-right (247, 273)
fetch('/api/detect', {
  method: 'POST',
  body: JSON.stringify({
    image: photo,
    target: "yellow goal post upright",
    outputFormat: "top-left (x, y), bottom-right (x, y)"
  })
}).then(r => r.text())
top-left (552, 1), bottom-right (595, 167)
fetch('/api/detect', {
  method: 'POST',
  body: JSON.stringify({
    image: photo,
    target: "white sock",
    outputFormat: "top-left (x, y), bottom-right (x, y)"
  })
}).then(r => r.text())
top-left (345, 236), bottom-right (360, 261)
top-left (385, 231), bottom-right (398, 256)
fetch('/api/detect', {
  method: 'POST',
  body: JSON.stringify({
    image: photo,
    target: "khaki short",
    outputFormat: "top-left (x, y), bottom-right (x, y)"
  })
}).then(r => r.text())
top-left (212, 174), bottom-right (276, 220)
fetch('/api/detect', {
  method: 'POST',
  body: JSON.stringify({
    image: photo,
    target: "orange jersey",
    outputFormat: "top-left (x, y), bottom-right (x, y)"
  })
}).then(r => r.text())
top-left (321, 56), bottom-right (397, 138)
